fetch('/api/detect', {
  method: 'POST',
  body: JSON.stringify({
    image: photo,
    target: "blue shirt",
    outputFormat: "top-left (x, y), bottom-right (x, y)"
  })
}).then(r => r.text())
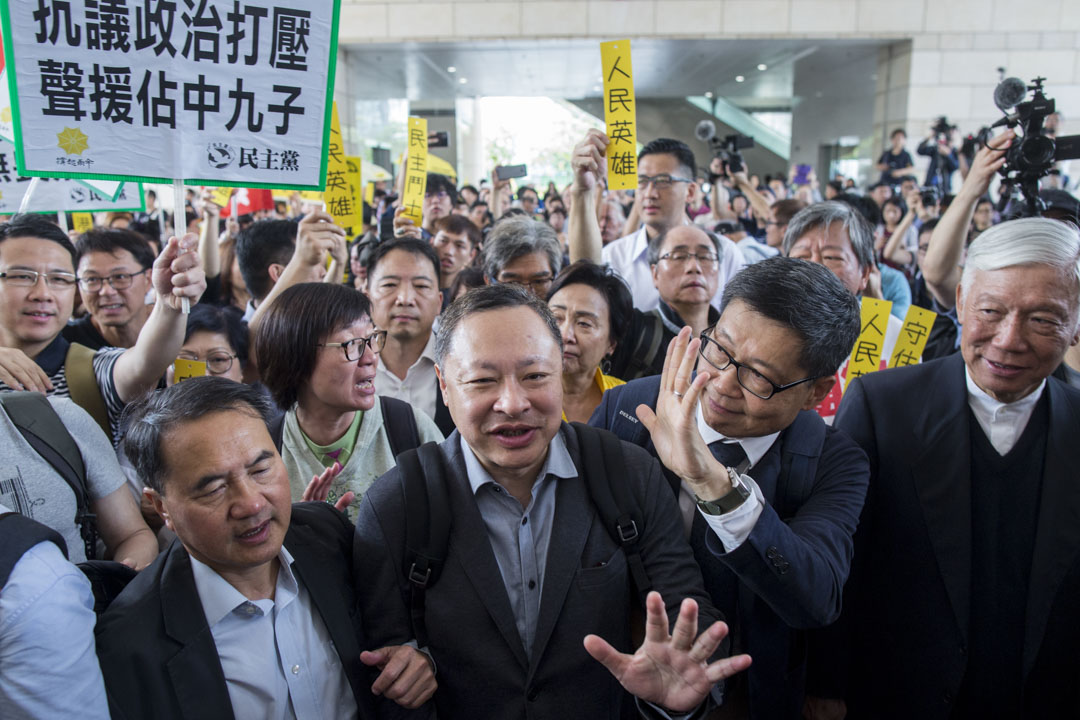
top-left (461, 429), bottom-right (577, 658)
top-left (189, 547), bottom-right (356, 720)
top-left (0, 520), bottom-right (110, 720)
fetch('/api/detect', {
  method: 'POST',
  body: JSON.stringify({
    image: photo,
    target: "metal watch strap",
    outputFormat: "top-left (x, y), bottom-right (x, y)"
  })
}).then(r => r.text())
top-left (695, 466), bottom-right (751, 515)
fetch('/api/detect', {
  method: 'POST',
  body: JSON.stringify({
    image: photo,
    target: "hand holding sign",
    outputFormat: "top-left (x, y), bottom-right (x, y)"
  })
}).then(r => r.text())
top-left (571, 129), bottom-right (610, 195)
top-left (154, 234), bottom-right (206, 313)
top-left (296, 211), bottom-right (347, 278)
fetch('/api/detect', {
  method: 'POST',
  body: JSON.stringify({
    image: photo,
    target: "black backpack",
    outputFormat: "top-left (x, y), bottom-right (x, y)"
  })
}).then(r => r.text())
top-left (396, 422), bottom-right (652, 648)
top-left (0, 511), bottom-right (67, 587)
top-left (0, 392), bottom-right (99, 561)
top-left (269, 395), bottom-right (421, 460)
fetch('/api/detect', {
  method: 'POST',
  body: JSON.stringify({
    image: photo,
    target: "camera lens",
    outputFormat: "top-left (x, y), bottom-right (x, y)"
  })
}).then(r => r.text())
top-left (1018, 135), bottom-right (1056, 167)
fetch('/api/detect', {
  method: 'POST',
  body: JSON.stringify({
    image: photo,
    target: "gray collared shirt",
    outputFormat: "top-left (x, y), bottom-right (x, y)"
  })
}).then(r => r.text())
top-left (460, 429), bottom-right (578, 658)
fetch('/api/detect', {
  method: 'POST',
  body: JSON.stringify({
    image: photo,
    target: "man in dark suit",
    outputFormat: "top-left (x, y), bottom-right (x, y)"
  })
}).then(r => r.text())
top-left (354, 284), bottom-right (752, 720)
top-left (591, 257), bottom-right (870, 719)
top-left (823, 217), bottom-right (1080, 718)
top-left (95, 378), bottom-right (435, 720)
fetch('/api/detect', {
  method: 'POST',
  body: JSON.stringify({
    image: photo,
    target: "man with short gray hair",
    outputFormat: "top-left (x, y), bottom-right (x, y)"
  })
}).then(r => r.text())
top-left (783, 201), bottom-right (906, 423)
top-left (815, 217), bottom-right (1080, 718)
top-left (480, 216), bottom-right (562, 296)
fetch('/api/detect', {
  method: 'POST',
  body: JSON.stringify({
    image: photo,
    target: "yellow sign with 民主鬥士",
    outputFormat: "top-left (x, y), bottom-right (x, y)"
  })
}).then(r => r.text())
top-left (600, 39), bottom-right (638, 191)
top-left (844, 297), bottom-right (892, 392)
top-left (324, 103), bottom-right (360, 233)
top-left (173, 358), bottom-right (207, 383)
top-left (208, 186), bottom-right (234, 209)
top-left (888, 305), bottom-right (937, 368)
top-left (401, 117), bottom-right (428, 227)
top-left (71, 213), bottom-right (94, 234)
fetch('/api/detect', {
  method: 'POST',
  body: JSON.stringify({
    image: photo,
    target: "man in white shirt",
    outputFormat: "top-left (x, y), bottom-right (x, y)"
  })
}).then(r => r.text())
top-left (590, 257), bottom-right (870, 717)
top-left (569, 131), bottom-right (745, 312)
top-left (818, 218), bottom-right (1080, 718)
top-left (368, 239), bottom-right (454, 436)
top-left (95, 378), bottom-right (436, 720)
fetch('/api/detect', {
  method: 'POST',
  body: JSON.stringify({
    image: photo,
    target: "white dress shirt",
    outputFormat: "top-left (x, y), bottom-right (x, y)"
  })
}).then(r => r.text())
top-left (965, 367), bottom-right (1046, 456)
top-left (601, 225), bottom-right (746, 312)
top-left (376, 333), bottom-right (439, 422)
top-left (189, 548), bottom-right (356, 720)
top-left (674, 401), bottom-right (780, 552)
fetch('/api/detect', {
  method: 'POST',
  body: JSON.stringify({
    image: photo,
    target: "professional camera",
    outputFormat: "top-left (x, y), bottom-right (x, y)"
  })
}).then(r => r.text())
top-left (989, 76), bottom-right (1080, 216)
top-left (695, 120), bottom-right (755, 176)
top-left (918, 186), bottom-right (940, 208)
top-left (931, 116), bottom-right (956, 142)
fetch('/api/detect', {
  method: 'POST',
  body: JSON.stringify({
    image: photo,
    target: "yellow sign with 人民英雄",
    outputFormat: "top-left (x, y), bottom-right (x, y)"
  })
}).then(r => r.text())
top-left (401, 117), bottom-right (428, 227)
top-left (600, 39), bottom-right (638, 191)
top-left (844, 297), bottom-right (892, 392)
top-left (323, 104), bottom-right (360, 234)
top-left (173, 358), bottom-right (207, 383)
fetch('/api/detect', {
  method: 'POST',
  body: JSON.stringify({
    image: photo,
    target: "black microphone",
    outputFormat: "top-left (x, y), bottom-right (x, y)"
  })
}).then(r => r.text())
top-left (993, 77), bottom-right (1028, 112)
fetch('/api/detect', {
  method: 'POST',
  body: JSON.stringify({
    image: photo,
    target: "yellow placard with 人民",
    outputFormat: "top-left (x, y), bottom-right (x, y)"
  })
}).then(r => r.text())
top-left (888, 305), bottom-right (937, 368)
top-left (401, 117), bottom-right (428, 227)
top-left (346, 156), bottom-right (363, 212)
top-left (173, 358), bottom-right (207, 383)
top-left (844, 297), bottom-right (893, 392)
top-left (324, 104), bottom-right (360, 233)
top-left (208, 186), bottom-right (234, 209)
top-left (600, 39), bottom-right (638, 191)
top-left (71, 213), bottom-right (94, 234)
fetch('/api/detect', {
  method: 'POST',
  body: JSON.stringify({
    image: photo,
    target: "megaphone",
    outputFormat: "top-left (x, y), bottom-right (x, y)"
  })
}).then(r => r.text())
top-left (695, 119), bottom-right (717, 143)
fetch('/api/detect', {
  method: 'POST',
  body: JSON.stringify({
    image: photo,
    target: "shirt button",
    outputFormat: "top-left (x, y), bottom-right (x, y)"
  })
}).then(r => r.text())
top-left (528, 580), bottom-right (536, 590)
top-left (291, 665), bottom-right (301, 675)
top-left (521, 516), bottom-right (528, 526)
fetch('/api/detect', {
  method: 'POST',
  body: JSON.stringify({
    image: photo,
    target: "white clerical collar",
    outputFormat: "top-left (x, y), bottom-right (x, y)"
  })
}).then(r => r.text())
top-left (694, 400), bottom-right (780, 469)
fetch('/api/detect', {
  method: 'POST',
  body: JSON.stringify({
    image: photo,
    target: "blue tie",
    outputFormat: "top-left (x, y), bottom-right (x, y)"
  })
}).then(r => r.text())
top-left (710, 440), bottom-right (747, 468)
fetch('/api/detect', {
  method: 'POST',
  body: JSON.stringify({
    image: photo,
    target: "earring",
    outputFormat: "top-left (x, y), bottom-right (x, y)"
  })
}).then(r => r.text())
top-left (601, 356), bottom-right (613, 375)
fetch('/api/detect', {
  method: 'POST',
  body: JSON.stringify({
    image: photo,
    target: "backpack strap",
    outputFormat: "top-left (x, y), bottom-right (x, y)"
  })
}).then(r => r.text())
top-left (571, 422), bottom-right (652, 600)
top-left (380, 395), bottom-right (421, 461)
top-left (0, 392), bottom-right (98, 561)
top-left (0, 511), bottom-right (68, 587)
top-left (625, 312), bottom-right (667, 380)
top-left (398, 442), bottom-right (452, 649)
top-left (76, 559), bottom-right (138, 614)
top-left (269, 410), bottom-right (286, 453)
top-left (64, 342), bottom-right (110, 438)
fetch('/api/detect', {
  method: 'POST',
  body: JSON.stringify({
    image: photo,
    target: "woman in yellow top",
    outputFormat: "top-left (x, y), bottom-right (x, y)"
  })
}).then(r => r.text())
top-left (547, 260), bottom-right (633, 423)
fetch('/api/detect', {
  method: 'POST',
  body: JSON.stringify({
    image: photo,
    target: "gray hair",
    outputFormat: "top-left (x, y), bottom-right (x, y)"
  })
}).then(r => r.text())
top-left (435, 284), bottom-right (564, 367)
top-left (960, 217), bottom-right (1080, 308)
top-left (782, 201), bottom-right (875, 272)
top-left (647, 226), bottom-right (723, 266)
top-left (480, 216), bottom-right (562, 282)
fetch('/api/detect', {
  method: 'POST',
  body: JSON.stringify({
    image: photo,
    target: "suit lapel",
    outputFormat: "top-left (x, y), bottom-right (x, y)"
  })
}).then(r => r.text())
top-left (911, 354), bottom-right (973, 642)
top-left (529, 467), bottom-right (592, 678)
top-left (1022, 380), bottom-right (1080, 676)
top-left (159, 544), bottom-right (235, 720)
top-left (443, 442), bottom-right (531, 669)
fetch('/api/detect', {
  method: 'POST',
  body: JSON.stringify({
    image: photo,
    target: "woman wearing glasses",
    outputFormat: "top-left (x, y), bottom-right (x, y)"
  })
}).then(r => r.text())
top-left (167, 304), bottom-right (249, 385)
top-left (255, 283), bottom-right (443, 517)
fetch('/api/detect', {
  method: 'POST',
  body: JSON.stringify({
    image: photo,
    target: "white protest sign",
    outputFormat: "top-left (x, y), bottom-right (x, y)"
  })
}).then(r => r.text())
top-left (0, 138), bottom-right (142, 213)
top-left (0, 0), bottom-right (340, 190)
top-left (76, 177), bottom-right (124, 201)
top-left (0, 34), bottom-right (11, 143)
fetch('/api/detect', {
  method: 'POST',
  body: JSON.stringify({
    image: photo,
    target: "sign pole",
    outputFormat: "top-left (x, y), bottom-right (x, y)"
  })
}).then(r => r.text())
top-left (57, 211), bottom-right (68, 234)
top-left (173, 179), bottom-right (190, 314)
top-left (17, 176), bottom-right (40, 214)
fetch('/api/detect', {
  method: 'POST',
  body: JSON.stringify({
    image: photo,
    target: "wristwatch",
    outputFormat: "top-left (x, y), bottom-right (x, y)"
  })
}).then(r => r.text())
top-left (695, 466), bottom-right (751, 515)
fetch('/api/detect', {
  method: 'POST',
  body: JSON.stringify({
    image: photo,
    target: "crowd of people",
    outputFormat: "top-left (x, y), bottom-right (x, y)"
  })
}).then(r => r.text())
top-left (1, 114), bottom-right (1080, 720)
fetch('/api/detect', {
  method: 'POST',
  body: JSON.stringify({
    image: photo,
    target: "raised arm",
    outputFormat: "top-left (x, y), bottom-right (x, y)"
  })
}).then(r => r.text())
top-left (112, 234), bottom-right (206, 402)
top-left (568, 129), bottom-right (609, 264)
top-left (923, 130), bottom-right (1012, 308)
top-left (880, 193), bottom-right (918, 266)
top-left (197, 189), bottom-right (223, 279)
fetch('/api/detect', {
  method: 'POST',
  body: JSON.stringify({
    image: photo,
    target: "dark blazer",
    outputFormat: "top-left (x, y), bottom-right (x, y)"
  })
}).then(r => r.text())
top-left (95, 503), bottom-right (428, 720)
top-left (354, 425), bottom-right (720, 720)
top-left (828, 353), bottom-right (1080, 718)
top-left (591, 376), bottom-right (869, 719)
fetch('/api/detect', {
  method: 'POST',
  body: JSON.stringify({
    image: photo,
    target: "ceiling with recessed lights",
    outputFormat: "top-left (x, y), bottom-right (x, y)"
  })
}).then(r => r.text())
top-left (342, 38), bottom-right (885, 111)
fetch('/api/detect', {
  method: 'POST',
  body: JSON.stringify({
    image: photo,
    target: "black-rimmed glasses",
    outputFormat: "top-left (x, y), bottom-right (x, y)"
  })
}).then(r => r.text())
top-left (318, 330), bottom-right (388, 361)
top-left (698, 328), bottom-right (818, 400)
top-left (78, 269), bottom-right (149, 292)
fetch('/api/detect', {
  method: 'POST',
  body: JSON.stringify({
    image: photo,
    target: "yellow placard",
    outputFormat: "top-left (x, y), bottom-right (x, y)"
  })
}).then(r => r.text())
top-left (363, 181), bottom-right (375, 207)
top-left (888, 305), bottom-right (937, 368)
top-left (71, 212), bottom-right (94, 234)
top-left (401, 117), bottom-right (428, 227)
top-left (173, 358), bottom-right (207, 383)
top-left (600, 39), bottom-right (638, 191)
top-left (324, 104), bottom-right (360, 233)
top-left (207, 186), bottom-right (234, 209)
top-left (345, 155), bottom-right (363, 219)
top-left (844, 297), bottom-right (892, 391)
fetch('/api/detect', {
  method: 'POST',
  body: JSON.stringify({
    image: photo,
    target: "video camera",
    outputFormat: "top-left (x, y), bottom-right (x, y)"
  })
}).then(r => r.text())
top-left (989, 76), bottom-right (1080, 217)
top-left (931, 116), bottom-right (956, 143)
top-left (695, 120), bottom-right (755, 176)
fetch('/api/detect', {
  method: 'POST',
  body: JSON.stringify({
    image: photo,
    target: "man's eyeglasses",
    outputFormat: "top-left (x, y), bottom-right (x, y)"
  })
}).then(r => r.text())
top-left (657, 251), bottom-right (719, 268)
top-left (637, 174), bottom-right (693, 190)
top-left (318, 330), bottom-right (388, 361)
top-left (0, 270), bottom-right (78, 290)
top-left (77, 269), bottom-right (149, 293)
top-left (497, 275), bottom-right (554, 295)
top-left (698, 329), bottom-right (818, 400)
top-left (177, 350), bottom-right (238, 376)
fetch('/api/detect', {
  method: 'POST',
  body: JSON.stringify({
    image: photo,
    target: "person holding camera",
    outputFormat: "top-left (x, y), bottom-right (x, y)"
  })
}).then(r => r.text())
top-left (917, 120), bottom-right (960, 193)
